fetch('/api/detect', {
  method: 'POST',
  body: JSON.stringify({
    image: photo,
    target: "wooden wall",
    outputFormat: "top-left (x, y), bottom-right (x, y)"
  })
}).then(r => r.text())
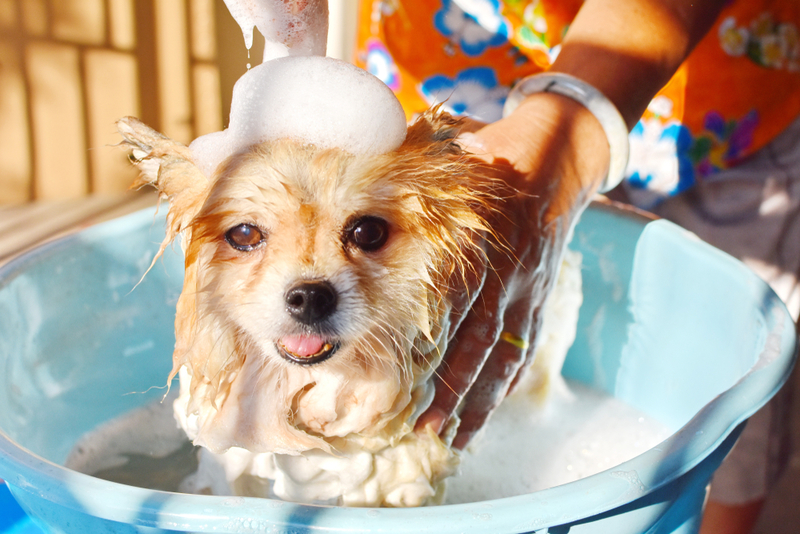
top-left (0, 0), bottom-right (358, 205)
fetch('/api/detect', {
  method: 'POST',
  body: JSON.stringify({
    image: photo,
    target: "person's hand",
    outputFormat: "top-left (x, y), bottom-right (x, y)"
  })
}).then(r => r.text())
top-left (414, 92), bottom-right (611, 449)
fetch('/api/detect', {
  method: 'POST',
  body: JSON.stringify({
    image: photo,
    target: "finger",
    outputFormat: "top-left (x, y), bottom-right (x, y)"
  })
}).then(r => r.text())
top-left (451, 294), bottom-right (536, 450)
top-left (505, 249), bottom-right (564, 396)
top-left (507, 307), bottom-right (545, 396)
top-left (445, 244), bottom-right (488, 341)
top-left (415, 271), bottom-right (508, 436)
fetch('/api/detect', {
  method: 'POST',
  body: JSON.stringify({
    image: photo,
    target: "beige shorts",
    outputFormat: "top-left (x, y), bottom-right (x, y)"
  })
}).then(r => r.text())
top-left (619, 115), bottom-right (800, 505)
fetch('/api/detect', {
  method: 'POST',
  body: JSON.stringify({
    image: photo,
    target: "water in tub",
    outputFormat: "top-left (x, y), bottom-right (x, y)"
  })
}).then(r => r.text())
top-left (64, 381), bottom-right (671, 503)
top-left (64, 249), bottom-right (671, 504)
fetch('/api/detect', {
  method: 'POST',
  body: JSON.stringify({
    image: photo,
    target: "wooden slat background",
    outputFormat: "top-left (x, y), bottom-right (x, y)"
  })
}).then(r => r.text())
top-left (0, 0), bottom-right (358, 205)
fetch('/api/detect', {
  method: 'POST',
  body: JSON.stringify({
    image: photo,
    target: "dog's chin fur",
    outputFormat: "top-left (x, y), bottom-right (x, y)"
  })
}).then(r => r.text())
top-left (118, 110), bottom-right (498, 504)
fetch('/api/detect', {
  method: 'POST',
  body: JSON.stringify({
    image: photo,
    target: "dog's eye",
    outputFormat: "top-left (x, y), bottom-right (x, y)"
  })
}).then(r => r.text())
top-left (225, 224), bottom-right (265, 251)
top-left (349, 217), bottom-right (389, 252)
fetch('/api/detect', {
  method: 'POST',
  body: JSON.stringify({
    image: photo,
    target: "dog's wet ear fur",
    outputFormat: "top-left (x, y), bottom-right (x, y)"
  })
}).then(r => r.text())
top-left (402, 106), bottom-right (465, 155)
top-left (117, 116), bottom-right (210, 259)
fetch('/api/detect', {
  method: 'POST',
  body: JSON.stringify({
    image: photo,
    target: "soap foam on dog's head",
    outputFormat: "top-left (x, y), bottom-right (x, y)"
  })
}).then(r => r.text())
top-left (190, 56), bottom-right (408, 178)
top-left (198, 0), bottom-right (408, 180)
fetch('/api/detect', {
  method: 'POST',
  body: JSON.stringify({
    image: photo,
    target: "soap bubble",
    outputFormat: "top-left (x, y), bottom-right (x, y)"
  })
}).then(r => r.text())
top-left (223, 0), bottom-right (329, 60)
top-left (190, 56), bottom-right (408, 177)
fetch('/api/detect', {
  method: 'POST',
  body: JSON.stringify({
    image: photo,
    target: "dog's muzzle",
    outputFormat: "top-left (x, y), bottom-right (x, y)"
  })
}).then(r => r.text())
top-left (279, 280), bottom-right (340, 365)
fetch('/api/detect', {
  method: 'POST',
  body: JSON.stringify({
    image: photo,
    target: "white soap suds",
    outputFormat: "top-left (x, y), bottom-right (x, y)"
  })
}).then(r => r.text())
top-left (189, 56), bottom-right (408, 178)
top-left (63, 382), bottom-right (669, 505)
top-left (223, 0), bottom-right (329, 60)
top-left (173, 363), bottom-right (459, 507)
top-left (192, 0), bottom-right (408, 178)
top-left (444, 382), bottom-right (671, 503)
top-left (182, 428), bottom-right (458, 507)
top-left (65, 390), bottom-right (188, 475)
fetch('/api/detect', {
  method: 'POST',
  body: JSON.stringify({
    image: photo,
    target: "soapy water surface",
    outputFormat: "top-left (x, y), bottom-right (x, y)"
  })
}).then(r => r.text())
top-left (64, 380), bottom-right (670, 504)
top-left (446, 381), bottom-right (670, 502)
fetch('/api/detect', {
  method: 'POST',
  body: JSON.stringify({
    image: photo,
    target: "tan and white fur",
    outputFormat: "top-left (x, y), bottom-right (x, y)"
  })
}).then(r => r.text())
top-left (117, 110), bottom-right (510, 506)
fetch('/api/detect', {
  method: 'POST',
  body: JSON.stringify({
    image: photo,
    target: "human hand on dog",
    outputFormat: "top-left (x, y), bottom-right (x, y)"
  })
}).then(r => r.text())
top-left (414, 91), bottom-right (611, 449)
top-left (413, 0), bottom-right (728, 451)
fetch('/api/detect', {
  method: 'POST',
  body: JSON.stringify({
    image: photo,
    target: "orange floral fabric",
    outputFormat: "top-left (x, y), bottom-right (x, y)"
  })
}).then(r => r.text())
top-left (354, 0), bottom-right (800, 208)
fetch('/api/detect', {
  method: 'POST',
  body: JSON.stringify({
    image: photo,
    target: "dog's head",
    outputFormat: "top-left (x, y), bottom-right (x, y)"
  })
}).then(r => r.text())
top-left (119, 111), bottom-right (494, 455)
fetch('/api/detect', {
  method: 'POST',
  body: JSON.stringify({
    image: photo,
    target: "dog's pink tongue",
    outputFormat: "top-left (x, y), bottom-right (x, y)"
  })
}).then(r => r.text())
top-left (281, 335), bottom-right (326, 357)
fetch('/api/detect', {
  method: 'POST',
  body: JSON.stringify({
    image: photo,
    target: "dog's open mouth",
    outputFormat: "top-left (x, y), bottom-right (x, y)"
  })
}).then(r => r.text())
top-left (277, 335), bottom-right (340, 365)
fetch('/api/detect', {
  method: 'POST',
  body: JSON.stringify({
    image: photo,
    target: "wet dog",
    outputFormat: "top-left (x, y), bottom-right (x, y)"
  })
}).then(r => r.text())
top-left (117, 110), bottom-right (498, 506)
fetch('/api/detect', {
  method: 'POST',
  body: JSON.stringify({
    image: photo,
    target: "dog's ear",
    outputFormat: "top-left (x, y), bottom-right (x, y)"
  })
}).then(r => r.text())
top-left (117, 116), bottom-right (211, 259)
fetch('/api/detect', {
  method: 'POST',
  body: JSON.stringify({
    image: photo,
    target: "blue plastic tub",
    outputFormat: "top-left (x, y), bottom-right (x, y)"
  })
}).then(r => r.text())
top-left (0, 202), bottom-right (795, 533)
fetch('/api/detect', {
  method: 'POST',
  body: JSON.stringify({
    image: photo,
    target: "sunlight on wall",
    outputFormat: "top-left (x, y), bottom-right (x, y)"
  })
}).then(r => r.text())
top-left (0, 0), bottom-right (358, 204)
top-left (0, 0), bottom-right (225, 203)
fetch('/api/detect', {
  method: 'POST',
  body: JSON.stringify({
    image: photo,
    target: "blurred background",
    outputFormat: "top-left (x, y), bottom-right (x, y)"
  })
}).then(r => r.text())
top-left (0, 0), bottom-right (358, 205)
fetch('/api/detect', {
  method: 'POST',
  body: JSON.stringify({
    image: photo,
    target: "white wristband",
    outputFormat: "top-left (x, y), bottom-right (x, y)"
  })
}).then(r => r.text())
top-left (503, 72), bottom-right (630, 193)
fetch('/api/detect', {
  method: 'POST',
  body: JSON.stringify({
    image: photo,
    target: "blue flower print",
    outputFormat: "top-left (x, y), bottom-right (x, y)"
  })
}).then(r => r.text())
top-left (420, 67), bottom-right (509, 122)
top-left (366, 39), bottom-right (400, 90)
top-left (625, 118), bottom-right (696, 210)
top-left (434, 0), bottom-right (511, 57)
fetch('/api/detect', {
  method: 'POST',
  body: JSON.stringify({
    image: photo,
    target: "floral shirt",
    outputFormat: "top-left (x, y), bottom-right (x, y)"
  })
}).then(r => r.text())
top-left (354, 0), bottom-right (800, 209)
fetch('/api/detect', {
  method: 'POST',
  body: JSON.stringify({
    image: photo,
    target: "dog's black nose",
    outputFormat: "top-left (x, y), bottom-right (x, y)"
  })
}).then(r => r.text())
top-left (285, 281), bottom-right (338, 324)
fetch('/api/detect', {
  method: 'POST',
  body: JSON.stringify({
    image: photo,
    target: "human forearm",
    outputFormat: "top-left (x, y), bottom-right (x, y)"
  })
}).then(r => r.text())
top-left (477, 0), bottom-right (730, 192)
top-left (551, 0), bottom-right (728, 129)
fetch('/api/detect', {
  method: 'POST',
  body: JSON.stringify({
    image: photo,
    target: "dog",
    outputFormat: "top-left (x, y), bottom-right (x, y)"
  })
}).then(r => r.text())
top-left (117, 109), bottom-right (506, 506)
